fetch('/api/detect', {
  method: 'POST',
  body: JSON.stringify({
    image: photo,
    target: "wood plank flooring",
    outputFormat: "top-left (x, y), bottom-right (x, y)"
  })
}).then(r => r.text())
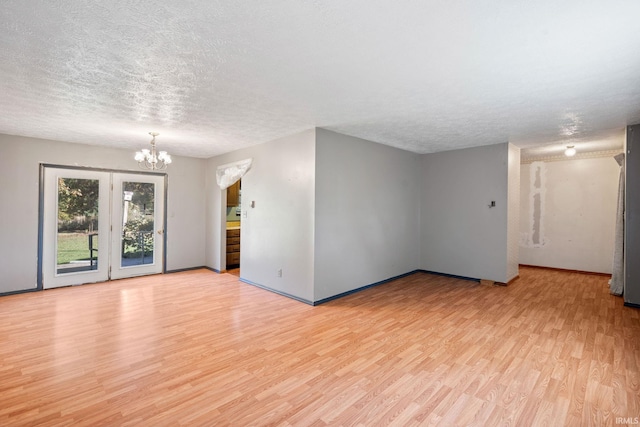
top-left (0, 267), bottom-right (638, 426)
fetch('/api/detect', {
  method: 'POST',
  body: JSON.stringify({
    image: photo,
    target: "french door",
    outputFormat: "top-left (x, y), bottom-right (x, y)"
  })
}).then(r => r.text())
top-left (110, 173), bottom-right (165, 280)
top-left (42, 167), bottom-right (165, 289)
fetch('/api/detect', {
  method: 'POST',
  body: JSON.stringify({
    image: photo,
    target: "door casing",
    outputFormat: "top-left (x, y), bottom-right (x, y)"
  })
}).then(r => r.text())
top-left (38, 164), bottom-right (168, 290)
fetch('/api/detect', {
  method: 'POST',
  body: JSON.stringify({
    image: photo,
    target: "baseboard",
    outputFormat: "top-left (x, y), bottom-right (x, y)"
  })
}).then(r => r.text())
top-left (519, 264), bottom-right (612, 277)
top-left (0, 287), bottom-right (40, 298)
top-left (239, 270), bottom-right (426, 306)
top-left (418, 269), bottom-right (480, 283)
top-left (314, 270), bottom-right (422, 305)
top-left (315, 269), bottom-right (484, 305)
top-left (239, 278), bottom-right (314, 305)
top-left (165, 266), bottom-right (220, 274)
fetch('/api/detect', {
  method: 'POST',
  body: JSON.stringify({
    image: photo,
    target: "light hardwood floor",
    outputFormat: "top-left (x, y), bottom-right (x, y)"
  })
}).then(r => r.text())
top-left (0, 267), bottom-right (638, 426)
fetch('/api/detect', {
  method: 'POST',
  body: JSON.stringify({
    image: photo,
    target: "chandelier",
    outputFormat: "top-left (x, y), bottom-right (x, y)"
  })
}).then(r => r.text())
top-left (135, 132), bottom-right (172, 170)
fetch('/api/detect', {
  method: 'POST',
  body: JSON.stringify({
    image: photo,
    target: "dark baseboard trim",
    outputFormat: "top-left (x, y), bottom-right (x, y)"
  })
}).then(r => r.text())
top-left (0, 287), bottom-right (40, 298)
top-left (624, 302), bottom-right (640, 309)
top-left (417, 269), bottom-right (480, 283)
top-left (0, 267), bottom-right (512, 301)
top-left (519, 264), bottom-right (612, 277)
top-left (314, 269), bottom-right (482, 305)
top-left (239, 269), bottom-right (481, 306)
top-left (165, 266), bottom-right (221, 274)
top-left (314, 270), bottom-right (422, 305)
top-left (239, 278), bottom-right (314, 305)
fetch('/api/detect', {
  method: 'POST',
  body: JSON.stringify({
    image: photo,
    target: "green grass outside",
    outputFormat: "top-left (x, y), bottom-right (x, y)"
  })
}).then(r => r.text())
top-left (57, 232), bottom-right (97, 265)
top-left (56, 232), bottom-right (153, 264)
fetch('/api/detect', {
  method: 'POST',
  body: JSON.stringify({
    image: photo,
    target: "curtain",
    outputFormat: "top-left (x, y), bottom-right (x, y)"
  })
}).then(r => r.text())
top-left (610, 153), bottom-right (625, 295)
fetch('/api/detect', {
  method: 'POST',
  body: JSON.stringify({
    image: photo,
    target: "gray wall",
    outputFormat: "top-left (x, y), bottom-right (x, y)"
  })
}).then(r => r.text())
top-left (313, 129), bottom-right (421, 301)
top-left (0, 133), bottom-right (206, 293)
top-left (626, 125), bottom-right (640, 305)
top-left (206, 129), bottom-right (515, 302)
top-left (205, 130), bottom-right (316, 302)
top-left (2, 128), bottom-right (520, 301)
top-left (420, 143), bottom-right (510, 283)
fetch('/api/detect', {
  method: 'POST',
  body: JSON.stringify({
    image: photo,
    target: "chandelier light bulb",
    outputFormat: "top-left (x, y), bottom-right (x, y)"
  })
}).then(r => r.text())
top-left (158, 151), bottom-right (172, 164)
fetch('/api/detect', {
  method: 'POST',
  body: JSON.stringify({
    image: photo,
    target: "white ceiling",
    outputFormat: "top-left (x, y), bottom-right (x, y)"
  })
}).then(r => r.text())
top-left (0, 0), bottom-right (638, 158)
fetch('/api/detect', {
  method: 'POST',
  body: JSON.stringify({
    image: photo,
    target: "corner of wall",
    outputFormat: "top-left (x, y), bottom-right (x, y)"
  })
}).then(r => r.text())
top-left (419, 143), bottom-right (511, 283)
top-left (507, 143), bottom-right (521, 281)
top-left (313, 130), bottom-right (421, 301)
top-left (204, 129), bottom-right (317, 302)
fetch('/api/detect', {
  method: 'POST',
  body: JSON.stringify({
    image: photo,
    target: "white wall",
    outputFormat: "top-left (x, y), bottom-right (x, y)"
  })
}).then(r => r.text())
top-left (507, 144), bottom-right (521, 281)
top-left (313, 129), bottom-right (421, 301)
top-left (0, 133), bottom-right (206, 293)
top-left (420, 143), bottom-right (510, 283)
top-left (205, 130), bottom-right (316, 302)
top-left (520, 157), bottom-right (618, 273)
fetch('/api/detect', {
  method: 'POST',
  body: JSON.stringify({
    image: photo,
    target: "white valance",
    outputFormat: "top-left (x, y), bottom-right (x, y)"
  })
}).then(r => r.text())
top-left (216, 158), bottom-right (253, 190)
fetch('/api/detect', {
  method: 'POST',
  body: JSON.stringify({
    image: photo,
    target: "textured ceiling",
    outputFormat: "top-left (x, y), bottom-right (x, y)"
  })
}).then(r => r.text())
top-left (520, 131), bottom-right (624, 162)
top-left (1, 0), bottom-right (639, 158)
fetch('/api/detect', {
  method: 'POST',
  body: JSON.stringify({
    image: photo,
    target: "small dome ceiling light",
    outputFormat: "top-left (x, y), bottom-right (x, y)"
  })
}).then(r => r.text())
top-left (564, 145), bottom-right (576, 157)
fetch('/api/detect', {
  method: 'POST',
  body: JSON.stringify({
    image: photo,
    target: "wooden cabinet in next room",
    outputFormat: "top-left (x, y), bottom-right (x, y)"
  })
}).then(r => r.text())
top-left (227, 181), bottom-right (240, 207)
top-left (226, 228), bottom-right (240, 267)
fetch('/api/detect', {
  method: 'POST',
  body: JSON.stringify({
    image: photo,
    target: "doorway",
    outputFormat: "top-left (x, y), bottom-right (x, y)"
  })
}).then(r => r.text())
top-left (225, 178), bottom-right (241, 275)
top-left (41, 166), bottom-right (166, 289)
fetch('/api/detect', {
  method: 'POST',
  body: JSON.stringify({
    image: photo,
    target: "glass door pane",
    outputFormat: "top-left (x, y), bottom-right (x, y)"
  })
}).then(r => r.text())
top-left (56, 177), bottom-right (100, 274)
top-left (121, 182), bottom-right (155, 267)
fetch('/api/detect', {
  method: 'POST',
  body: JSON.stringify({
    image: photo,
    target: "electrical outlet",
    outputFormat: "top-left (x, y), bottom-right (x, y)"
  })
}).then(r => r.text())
top-left (277, 269), bottom-right (282, 278)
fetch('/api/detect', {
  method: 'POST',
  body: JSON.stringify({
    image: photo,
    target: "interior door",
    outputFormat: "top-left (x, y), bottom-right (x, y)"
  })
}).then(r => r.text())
top-left (110, 173), bottom-right (165, 280)
top-left (42, 168), bottom-right (111, 289)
